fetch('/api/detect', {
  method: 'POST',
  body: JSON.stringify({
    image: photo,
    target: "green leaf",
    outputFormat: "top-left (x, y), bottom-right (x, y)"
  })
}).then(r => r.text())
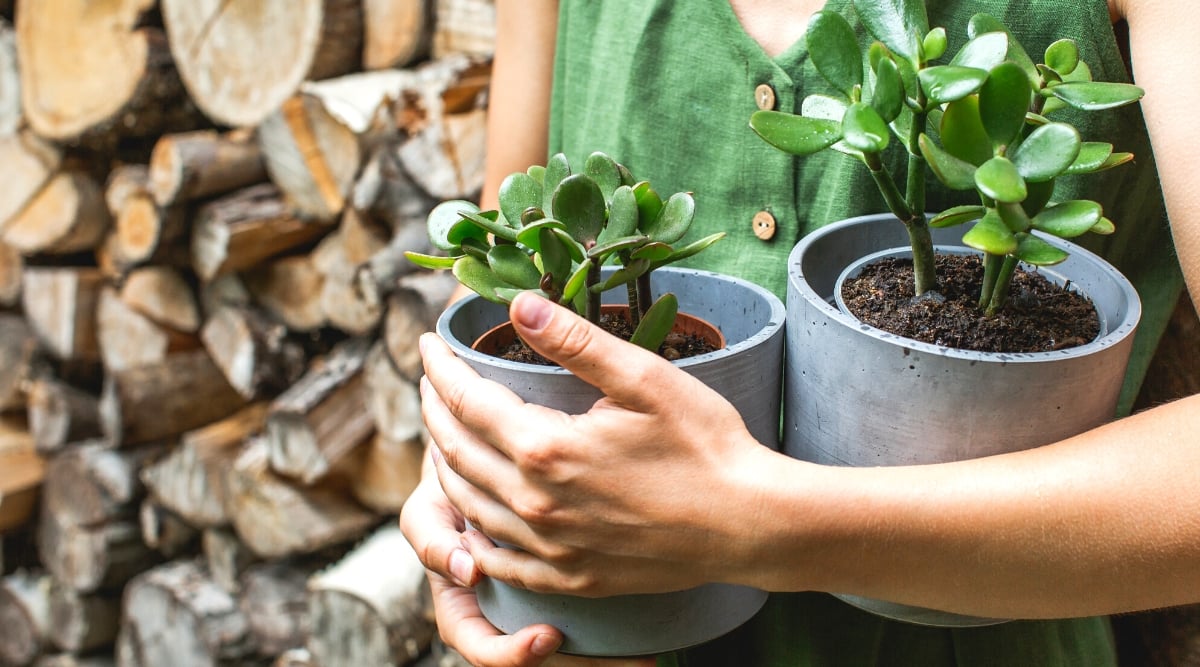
top-left (850, 0), bottom-right (928, 61)
top-left (922, 27), bottom-right (947, 61)
top-left (592, 258), bottom-right (650, 293)
top-left (650, 232), bottom-right (726, 270)
top-left (1015, 234), bottom-right (1068, 265)
top-left (806, 10), bottom-right (863, 96)
top-left (537, 227), bottom-right (572, 287)
top-left (1064, 142), bottom-right (1114, 174)
top-left (979, 62), bottom-right (1031, 147)
top-left (940, 97), bottom-right (992, 165)
top-left (1044, 81), bottom-right (1144, 111)
top-left (587, 234), bottom-right (650, 260)
top-left (452, 255), bottom-right (515, 304)
top-left (800, 95), bottom-right (862, 157)
top-left (1041, 60), bottom-right (1093, 114)
top-left (975, 156), bottom-right (1027, 203)
top-left (459, 237), bottom-right (489, 262)
top-left (488, 245), bottom-right (541, 289)
top-left (552, 173), bottom-right (607, 245)
top-left (631, 242), bottom-right (673, 262)
top-left (870, 56), bottom-right (904, 122)
top-left (549, 227), bottom-right (586, 263)
top-left (526, 164), bottom-right (545, 185)
top-left (750, 110), bottom-right (842, 156)
top-left (516, 219), bottom-right (567, 251)
top-left (918, 65), bottom-right (989, 104)
top-left (457, 209), bottom-right (517, 243)
top-left (929, 204), bottom-right (985, 228)
top-left (1091, 217), bottom-right (1116, 235)
top-left (642, 192), bottom-right (695, 244)
top-left (427, 200), bottom-right (482, 251)
top-left (919, 134), bottom-right (977, 190)
top-left (962, 209), bottom-right (1018, 255)
top-left (967, 13), bottom-right (1039, 89)
top-left (1010, 122), bottom-right (1080, 182)
top-left (997, 201), bottom-right (1031, 233)
top-left (584, 152), bottom-right (622, 202)
top-left (1022, 179), bottom-right (1056, 217)
top-left (1031, 200), bottom-right (1102, 238)
top-left (632, 182), bottom-right (664, 229)
top-left (495, 287), bottom-right (544, 304)
top-left (498, 172), bottom-right (542, 231)
top-left (949, 31), bottom-right (1008, 70)
top-left (1044, 39), bottom-right (1079, 76)
top-left (560, 261), bottom-right (592, 304)
top-left (842, 102), bottom-right (890, 153)
top-left (403, 251), bottom-right (459, 270)
top-left (542, 153), bottom-right (571, 213)
top-left (1094, 152), bottom-right (1135, 172)
top-left (598, 185), bottom-right (640, 244)
top-left (630, 293), bottom-right (680, 352)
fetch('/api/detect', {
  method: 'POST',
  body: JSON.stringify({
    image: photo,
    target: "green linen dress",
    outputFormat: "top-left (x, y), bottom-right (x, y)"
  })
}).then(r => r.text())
top-left (547, 0), bottom-right (1183, 664)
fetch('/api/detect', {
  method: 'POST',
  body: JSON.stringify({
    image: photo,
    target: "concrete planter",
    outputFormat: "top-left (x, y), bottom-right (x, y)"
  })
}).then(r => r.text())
top-left (436, 267), bottom-right (786, 656)
top-left (784, 214), bottom-right (1141, 627)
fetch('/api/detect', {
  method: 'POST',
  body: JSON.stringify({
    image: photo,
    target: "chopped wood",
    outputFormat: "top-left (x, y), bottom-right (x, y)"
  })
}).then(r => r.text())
top-left (364, 342), bottom-right (423, 443)
top-left (99, 191), bottom-right (187, 277)
top-left (350, 144), bottom-right (438, 232)
top-left (353, 217), bottom-right (434, 315)
top-left (119, 266), bottom-right (201, 333)
top-left (161, 0), bottom-right (363, 128)
top-left (225, 437), bottom-right (377, 559)
top-left (191, 183), bottom-right (331, 282)
top-left (0, 240), bottom-right (21, 307)
top-left (274, 648), bottom-right (315, 667)
top-left (103, 165), bottom-right (150, 219)
top-left (0, 18), bottom-right (17, 136)
top-left (34, 655), bottom-right (116, 667)
top-left (99, 349), bottom-right (247, 446)
top-left (266, 337), bottom-right (374, 485)
top-left (351, 434), bottom-right (423, 515)
top-left (115, 560), bottom-right (255, 667)
top-left (243, 255), bottom-right (328, 333)
top-left (139, 402), bottom-right (269, 529)
top-left (307, 525), bottom-right (435, 667)
top-left (432, 0), bottom-right (497, 58)
top-left (47, 581), bottom-right (120, 653)
top-left (0, 570), bottom-right (51, 666)
top-left (202, 528), bottom-right (257, 595)
top-left (199, 273), bottom-right (252, 318)
top-left (26, 375), bottom-right (103, 454)
top-left (138, 499), bottom-right (198, 558)
top-left (96, 286), bottom-right (199, 373)
top-left (21, 267), bottom-right (104, 362)
top-left (0, 419), bottom-right (43, 535)
top-left (1, 171), bottom-right (111, 255)
top-left (41, 441), bottom-right (161, 528)
top-left (384, 272), bottom-right (459, 382)
top-left (0, 130), bottom-right (59, 231)
top-left (149, 129), bottom-right (267, 206)
top-left (36, 509), bottom-right (158, 593)
top-left (363, 0), bottom-right (431, 69)
top-left (240, 561), bottom-right (317, 657)
top-left (200, 305), bottom-right (305, 399)
top-left (313, 224), bottom-right (385, 335)
top-left (0, 314), bottom-right (34, 412)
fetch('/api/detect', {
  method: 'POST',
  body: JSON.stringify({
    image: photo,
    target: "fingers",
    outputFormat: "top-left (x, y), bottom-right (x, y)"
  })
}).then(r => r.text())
top-left (432, 444), bottom-right (550, 553)
top-left (429, 572), bottom-right (566, 667)
top-left (399, 478), bottom-right (481, 588)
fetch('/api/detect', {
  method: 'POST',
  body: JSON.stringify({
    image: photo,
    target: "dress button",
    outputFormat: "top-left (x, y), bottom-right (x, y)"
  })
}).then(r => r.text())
top-left (753, 210), bottom-right (777, 240)
top-left (754, 83), bottom-right (777, 111)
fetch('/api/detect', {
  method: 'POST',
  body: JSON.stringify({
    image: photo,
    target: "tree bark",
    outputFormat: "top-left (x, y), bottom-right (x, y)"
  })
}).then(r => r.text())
top-left (21, 267), bottom-right (104, 362)
top-left (0, 240), bottom-right (21, 308)
top-left (42, 440), bottom-right (161, 528)
top-left (351, 434), bottom-right (424, 515)
top-left (0, 417), bottom-right (43, 535)
top-left (432, 0), bottom-right (496, 58)
top-left (36, 509), bottom-right (157, 593)
top-left (0, 314), bottom-right (34, 412)
top-left (138, 499), bottom-right (198, 558)
top-left (200, 305), bottom-right (305, 400)
top-left (26, 375), bottom-right (103, 455)
top-left (239, 561), bottom-right (316, 658)
top-left (99, 193), bottom-right (187, 278)
top-left (96, 285), bottom-right (199, 373)
top-left (243, 255), bottom-right (328, 333)
top-left (364, 0), bottom-right (432, 70)
top-left (46, 581), bottom-right (120, 654)
top-left (1, 171), bottom-right (111, 255)
top-left (384, 272), bottom-right (458, 383)
top-left (364, 342), bottom-right (423, 443)
top-left (312, 220), bottom-right (386, 336)
top-left (202, 528), bottom-right (257, 595)
top-left (119, 266), bottom-right (201, 333)
top-left (149, 129), bottom-right (267, 207)
top-left (0, 18), bottom-right (18, 136)
top-left (0, 570), bottom-right (51, 667)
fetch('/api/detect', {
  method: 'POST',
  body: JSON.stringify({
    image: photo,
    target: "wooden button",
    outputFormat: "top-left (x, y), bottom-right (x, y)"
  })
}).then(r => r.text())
top-left (752, 210), bottom-right (777, 240)
top-left (754, 83), bottom-right (777, 111)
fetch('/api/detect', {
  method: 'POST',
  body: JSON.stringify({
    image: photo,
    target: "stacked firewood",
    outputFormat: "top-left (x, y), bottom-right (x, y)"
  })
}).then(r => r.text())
top-left (0, 0), bottom-right (492, 665)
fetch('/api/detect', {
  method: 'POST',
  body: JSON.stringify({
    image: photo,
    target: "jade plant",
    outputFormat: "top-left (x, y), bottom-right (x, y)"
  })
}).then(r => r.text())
top-left (405, 151), bottom-right (725, 351)
top-left (750, 0), bottom-right (1144, 315)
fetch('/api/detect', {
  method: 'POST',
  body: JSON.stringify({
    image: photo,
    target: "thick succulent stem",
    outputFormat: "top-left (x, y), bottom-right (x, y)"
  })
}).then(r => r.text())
top-left (587, 262), bottom-right (602, 324)
top-left (636, 272), bottom-right (653, 320)
top-left (865, 149), bottom-right (936, 296)
top-left (626, 280), bottom-right (641, 329)
top-left (979, 253), bottom-right (1002, 310)
top-left (985, 255), bottom-right (1020, 317)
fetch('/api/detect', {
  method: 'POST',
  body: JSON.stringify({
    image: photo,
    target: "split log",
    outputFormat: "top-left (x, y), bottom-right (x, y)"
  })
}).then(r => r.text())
top-left (26, 375), bottom-right (103, 454)
top-left (191, 183), bottom-right (331, 283)
top-left (203, 528), bottom-right (257, 595)
top-left (239, 561), bottom-right (315, 657)
top-left (99, 192), bottom-right (187, 278)
top-left (384, 272), bottom-right (459, 382)
top-left (149, 129), bottom-right (267, 207)
top-left (351, 434), bottom-right (424, 515)
top-left (0, 18), bottom-right (17, 136)
top-left (17, 1), bottom-right (196, 145)
top-left (140, 402), bottom-right (267, 529)
top-left (103, 165), bottom-right (150, 218)
top-left (36, 509), bottom-right (157, 593)
top-left (200, 305), bottom-right (305, 400)
top-left (307, 525), bottom-right (435, 667)
top-left (120, 266), bottom-right (201, 333)
top-left (273, 649), bottom-right (314, 667)
top-left (0, 314), bottom-right (34, 412)
top-left (1, 171), bottom-right (111, 255)
top-left (350, 144), bottom-right (439, 232)
top-left (35, 656), bottom-right (116, 667)
top-left (0, 240), bottom-right (21, 307)
top-left (99, 349), bottom-right (247, 446)
top-left (243, 255), bottom-right (328, 333)
top-left (41, 441), bottom-right (161, 528)
top-left (115, 560), bottom-right (255, 667)
top-left (364, 0), bottom-right (432, 69)
top-left (47, 582), bottom-right (120, 654)
top-left (365, 342), bottom-right (423, 442)
top-left (0, 130), bottom-right (60, 231)
top-left (138, 499), bottom-right (198, 558)
top-left (0, 570), bottom-right (51, 666)
top-left (96, 286), bottom-right (198, 373)
top-left (161, 0), bottom-right (363, 128)
top-left (224, 437), bottom-right (377, 559)
top-left (266, 337), bottom-right (374, 485)
top-left (21, 267), bottom-right (104, 362)
top-left (0, 420), bottom-right (42, 534)
top-left (353, 219), bottom-right (434, 326)
top-left (432, 0), bottom-right (497, 58)
top-left (313, 222), bottom-right (385, 335)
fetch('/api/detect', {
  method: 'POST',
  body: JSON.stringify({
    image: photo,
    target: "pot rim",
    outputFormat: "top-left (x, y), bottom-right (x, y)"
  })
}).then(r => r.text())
top-left (788, 213), bottom-right (1142, 364)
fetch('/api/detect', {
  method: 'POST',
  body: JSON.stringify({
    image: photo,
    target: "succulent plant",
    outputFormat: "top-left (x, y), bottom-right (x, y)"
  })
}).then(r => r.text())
top-left (750, 0), bottom-right (1144, 315)
top-left (406, 151), bottom-right (725, 351)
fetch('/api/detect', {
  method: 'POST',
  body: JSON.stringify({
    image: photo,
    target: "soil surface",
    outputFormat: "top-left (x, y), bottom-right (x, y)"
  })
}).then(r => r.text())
top-left (840, 253), bottom-right (1101, 353)
top-left (496, 311), bottom-right (717, 366)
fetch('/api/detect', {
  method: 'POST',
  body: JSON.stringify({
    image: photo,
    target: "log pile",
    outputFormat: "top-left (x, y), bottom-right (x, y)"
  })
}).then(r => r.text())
top-left (0, 0), bottom-right (488, 664)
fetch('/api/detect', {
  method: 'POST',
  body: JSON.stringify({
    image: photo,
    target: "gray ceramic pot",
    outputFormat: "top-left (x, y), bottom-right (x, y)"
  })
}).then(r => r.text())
top-left (436, 267), bottom-right (786, 656)
top-left (784, 213), bottom-right (1141, 627)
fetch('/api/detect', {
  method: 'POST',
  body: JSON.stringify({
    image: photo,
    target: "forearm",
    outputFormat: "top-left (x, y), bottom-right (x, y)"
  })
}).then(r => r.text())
top-left (735, 394), bottom-right (1200, 617)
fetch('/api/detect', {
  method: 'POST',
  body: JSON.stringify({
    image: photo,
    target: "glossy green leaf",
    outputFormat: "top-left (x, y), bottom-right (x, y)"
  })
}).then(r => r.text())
top-left (598, 185), bottom-right (640, 244)
top-left (549, 227), bottom-right (586, 263)
top-left (552, 173), bottom-right (606, 244)
top-left (632, 182), bottom-right (664, 229)
top-left (967, 13), bottom-right (1039, 88)
top-left (516, 219), bottom-right (566, 251)
top-left (919, 134), bottom-right (977, 190)
top-left (975, 156), bottom-right (1027, 203)
top-left (1036, 64), bottom-right (1062, 85)
top-left (929, 204), bottom-right (985, 228)
top-left (800, 94), bottom-right (863, 156)
top-left (642, 192), bottom-right (695, 244)
top-left (1041, 60), bottom-right (1093, 114)
top-left (452, 256), bottom-right (514, 304)
top-left (560, 261), bottom-right (591, 303)
top-left (750, 110), bottom-right (841, 156)
top-left (458, 209), bottom-right (517, 243)
top-left (1064, 142), bottom-right (1114, 174)
top-left (842, 102), bottom-right (890, 153)
top-left (592, 258), bottom-right (650, 293)
top-left (940, 97), bottom-right (992, 165)
top-left (587, 234), bottom-right (650, 260)
top-left (922, 27), bottom-right (947, 61)
top-left (997, 201), bottom-right (1031, 233)
top-left (1091, 217), bottom-right (1116, 235)
top-left (1044, 39), bottom-right (1079, 76)
top-left (498, 172), bottom-right (541, 231)
top-left (949, 31), bottom-right (1007, 70)
top-left (538, 227), bottom-right (571, 287)
top-left (526, 164), bottom-right (545, 185)
top-left (427, 200), bottom-right (482, 251)
top-left (584, 152), bottom-right (622, 202)
top-left (1044, 81), bottom-right (1144, 111)
top-left (806, 10), bottom-right (863, 96)
top-left (979, 62), bottom-right (1031, 147)
top-left (631, 242), bottom-right (673, 262)
top-left (962, 209), bottom-right (1018, 255)
top-left (617, 163), bottom-right (636, 186)
top-left (1022, 179), bottom-right (1056, 218)
top-left (403, 251), bottom-right (459, 270)
top-left (918, 65), bottom-right (988, 104)
top-left (488, 245), bottom-right (540, 289)
top-left (494, 287), bottom-right (544, 304)
top-left (1015, 234), bottom-right (1068, 265)
top-left (870, 56), bottom-right (904, 122)
top-left (459, 237), bottom-right (489, 262)
top-left (650, 232), bottom-right (726, 269)
top-left (1010, 122), bottom-right (1080, 182)
top-left (629, 293), bottom-right (679, 352)
top-left (1031, 200), bottom-right (1102, 238)
top-left (1094, 152), bottom-right (1135, 172)
top-left (542, 153), bottom-right (571, 213)
top-left (850, 0), bottom-right (928, 61)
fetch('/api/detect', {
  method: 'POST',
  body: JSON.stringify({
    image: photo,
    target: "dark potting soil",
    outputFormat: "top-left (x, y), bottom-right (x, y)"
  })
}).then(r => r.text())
top-left (496, 311), bottom-right (717, 366)
top-left (840, 253), bottom-right (1101, 353)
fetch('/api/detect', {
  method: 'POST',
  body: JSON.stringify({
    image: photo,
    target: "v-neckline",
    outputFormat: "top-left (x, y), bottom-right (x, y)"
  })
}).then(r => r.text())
top-left (719, 0), bottom-right (843, 70)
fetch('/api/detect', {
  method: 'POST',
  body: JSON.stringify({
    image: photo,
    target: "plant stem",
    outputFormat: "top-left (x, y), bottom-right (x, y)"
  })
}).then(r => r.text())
top-left (587, 261), bottom-right (601, 324)
top-left (985, 255), bottom-right (1020, 317)
top-left (626, 281), bottom-right (641, 328)
top-left (865, 147), bottom-right (936, 296)
top-left (979, 253), bottom-right (1001, 310)
top-left (636, 272), bottom-right (652, 320)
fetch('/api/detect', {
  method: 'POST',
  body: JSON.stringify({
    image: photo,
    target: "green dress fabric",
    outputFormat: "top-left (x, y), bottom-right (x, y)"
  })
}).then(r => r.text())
top-left (547, 1), bottom-right (1183, 664)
